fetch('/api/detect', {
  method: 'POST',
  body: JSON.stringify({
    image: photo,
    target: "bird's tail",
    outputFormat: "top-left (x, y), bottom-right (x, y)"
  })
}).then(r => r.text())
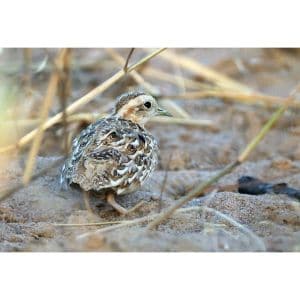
top-left (59, 161), bottom-right (71, 190)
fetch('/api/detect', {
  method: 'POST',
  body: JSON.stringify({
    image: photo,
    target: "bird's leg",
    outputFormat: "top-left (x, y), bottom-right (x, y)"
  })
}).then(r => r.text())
top-left (83, 191), bottom-right (93, 213)
top-left (106, 192), bottom-right (145, 215)
top-left (127, 200), bottom-right (145, 213)
top-left (83, 191), bottom-right (98, 218)
top-left (106, 192), bottom-right (129, 215)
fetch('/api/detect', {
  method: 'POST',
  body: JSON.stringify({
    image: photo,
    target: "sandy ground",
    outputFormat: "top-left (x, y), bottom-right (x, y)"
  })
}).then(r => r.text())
top-left (1, 48), bottom-right (300, 251)
top-left (1, 155), bottom-right (300, 251)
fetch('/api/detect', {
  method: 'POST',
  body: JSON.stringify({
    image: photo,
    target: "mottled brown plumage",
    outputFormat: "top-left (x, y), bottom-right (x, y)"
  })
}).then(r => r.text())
top-left (60, 91), bottom-right (171, 214)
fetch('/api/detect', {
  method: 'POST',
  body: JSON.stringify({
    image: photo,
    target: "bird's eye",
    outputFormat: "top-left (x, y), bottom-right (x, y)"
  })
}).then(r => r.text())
top-left (144, 101), bottom-right (151, 109)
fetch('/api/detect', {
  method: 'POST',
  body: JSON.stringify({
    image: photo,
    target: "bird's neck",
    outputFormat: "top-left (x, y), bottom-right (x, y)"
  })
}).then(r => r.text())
top-left (114, 111), bottom-right (147, 127)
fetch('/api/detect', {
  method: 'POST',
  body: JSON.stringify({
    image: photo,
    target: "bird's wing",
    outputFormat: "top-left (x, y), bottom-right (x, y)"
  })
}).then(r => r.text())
top-left (76, 123), bottom-right (138, 190)
top-left (60, 118), bottom-right (107, 187)
top-left (69, 118), bottom-right (138, 191)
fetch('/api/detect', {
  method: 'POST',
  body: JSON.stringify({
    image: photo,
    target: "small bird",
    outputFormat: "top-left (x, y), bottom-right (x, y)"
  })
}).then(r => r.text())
top-left (60, 91), bottom-right (172, 214)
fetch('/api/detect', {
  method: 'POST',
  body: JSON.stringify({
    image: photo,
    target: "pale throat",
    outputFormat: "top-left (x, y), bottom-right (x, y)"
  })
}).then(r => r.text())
top-left (116, 108), bottom-right (147, 126)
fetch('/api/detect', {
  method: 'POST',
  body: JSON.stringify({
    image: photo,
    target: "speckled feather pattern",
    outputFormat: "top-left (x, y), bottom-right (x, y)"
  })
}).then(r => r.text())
top-left (60, 116), bottom-right (158, 195)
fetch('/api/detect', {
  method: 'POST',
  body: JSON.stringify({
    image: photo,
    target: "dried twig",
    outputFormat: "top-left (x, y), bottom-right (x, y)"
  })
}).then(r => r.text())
top-left (165, 90), bottom-right (298, 108)
top-left (171, 56), bottom-right (187, 94)
top-left (151, 116), bottom-right (218, 131)
top-left (154, 49), bottom-right (253, 93)
top-left (147, 84), bottom-right (300, 229)
top-left (158, 99), bottom-right (191, 119)
top-left (57, 48), bottom-right (72, 155)
top-left (0, 111), bottom-right (215, 135)
top-left (77, 214), bottom-right (154, 238)
top-left (75, 204), bottom-right (265, 251)
top-left (143, 66), bottom-right (290, 109)
top-left (123, 48), bottom-right (135, 72)
top-left (200, 206), bottom-right (266, 251)
top-left (54, 220), bottom-right (124, 227)
top-left (143, 67), bottom-right (214, 91)
top-left (147, 161), bottom-right (240, 230)
top-left (106, 48), bottom-right (191, 119)
top-left (22, 49), bottom-right (67, 185)
top-left (106, 48), bottom-right (160, 95)
top-left (0, 48), bottom-right (166, 154)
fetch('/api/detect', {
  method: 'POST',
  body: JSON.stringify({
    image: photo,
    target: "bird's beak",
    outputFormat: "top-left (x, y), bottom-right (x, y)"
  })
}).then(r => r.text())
top-left (156, 107), bottom-right (172, 117)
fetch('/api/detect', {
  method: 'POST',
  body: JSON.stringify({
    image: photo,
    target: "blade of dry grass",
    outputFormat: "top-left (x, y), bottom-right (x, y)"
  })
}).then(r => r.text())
top-left (152, 49), bottom-right (253, 93)
top-left (0, 48), bottom-right (166, 155)
top-left (54, 220), bottom-right (124, 227)
top-left (171, 56), bottom-right (187, 94)
top-left (75, 204), bottom-right (265, 251)
top-left (143, 64), bottom-right (290, 109)
top-left (0, 111), bottom-right (216, 135)
top-left (151, 116), bottom-right (218, 131)
top-left (68, 112), bottom-right (216, 129)
top-left (57, 48), bottom-right (72, 155)
top-left (146, 83), bottom-right (300, 229)
top-left (158, 99), bottom-right (191, 119)
top-left (106, 48), bottom-right (191, 119)
top-left (22, 49), bottom-right (67, 185)
top-left (123, 48), bottom-right (135, 72)
top-left (199, 206), bottom-right (266, 251)
top-left (106, 48), bottom-right (160, 96)
top-left (143, 67), bottom-right (215, 91)
top-left (166, 90), bottom-right (298, 108)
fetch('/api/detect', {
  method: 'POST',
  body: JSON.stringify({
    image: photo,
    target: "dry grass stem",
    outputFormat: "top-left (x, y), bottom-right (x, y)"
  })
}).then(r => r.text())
top-left (167, 90), bottom-right (298, 108)
top-left (54, 220), bottom-right (124, 227)
top-left (22, 49), bottom-right (67, 185)
top-left (143, 67), bottom-right (214, 91)
top-left (66, 113), bottom-right (215, 129)
top-left (106, 48), bottom-right (191, 118)
top-left (83, 191), bottom-right (96, 216)
top-left (106, 48), bottom-right (160, 95)
top-left (151, 116), bottom-right (218, 130)
top-left (1, 111), bottom-right (215, 135)
top-left (158, 99), bottom-right (191, 118)
top-left (171, 58), bottom-right (187, 94)
top-left (123, 48), bottom-right (135, 72)
top-left (0, 48), bottom-right (166, 154)
top-left (147, 161), bottom-right (240, 230)
top-left (152, 49), bottom-right (254, 93)
top-left (147, 83), bottom-right (300, 229)
top-left (57, 48), bottom-right (72, 155)
top-left (77, 215), bottom-right (154, 239)
top-left (75, 204), bottom-right (265, 251)
top-left (200, 206), bottom-right (266, 251)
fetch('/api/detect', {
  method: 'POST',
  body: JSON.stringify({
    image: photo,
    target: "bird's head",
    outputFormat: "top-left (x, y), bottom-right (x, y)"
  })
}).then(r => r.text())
top-left (113, 91), bottom-right (172, 126)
